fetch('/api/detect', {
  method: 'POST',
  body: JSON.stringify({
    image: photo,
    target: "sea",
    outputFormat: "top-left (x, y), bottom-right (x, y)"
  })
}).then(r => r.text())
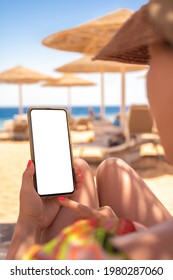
top-left (0, 106), bottom-right (123, 131)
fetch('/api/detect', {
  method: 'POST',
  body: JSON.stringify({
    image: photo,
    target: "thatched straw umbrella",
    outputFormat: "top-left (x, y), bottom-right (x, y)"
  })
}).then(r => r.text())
top-left (42, 9), bottom-right (133, 54)
top-left (0, 66), bottom-right (50, 114)
top-left (41, 9), bottom-right (143, 123)
top-left (43, 73), bottom-right (96, 112)
top-left (42, 8), bottom-right (147, 140)
top-left (56, 56), bottom-right (148, 133)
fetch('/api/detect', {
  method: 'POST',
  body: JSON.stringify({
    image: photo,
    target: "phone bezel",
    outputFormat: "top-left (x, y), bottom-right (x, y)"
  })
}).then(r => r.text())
top-left (27, 106), bottom-right (75, 197)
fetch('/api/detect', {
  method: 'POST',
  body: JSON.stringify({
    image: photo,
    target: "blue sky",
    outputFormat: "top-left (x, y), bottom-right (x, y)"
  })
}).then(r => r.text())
top-left (0, 0), bottom-right (148, 107)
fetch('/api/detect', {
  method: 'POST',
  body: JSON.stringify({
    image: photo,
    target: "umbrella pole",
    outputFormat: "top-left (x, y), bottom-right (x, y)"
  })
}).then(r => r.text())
top-left (67, 87), bottom-right (71, 113)
top-left (18, 84), bottom-right (23, 115)
top-left (100, 72), bottom-right (105, 120)
top-left (121, 70), bottom-right (130, 143)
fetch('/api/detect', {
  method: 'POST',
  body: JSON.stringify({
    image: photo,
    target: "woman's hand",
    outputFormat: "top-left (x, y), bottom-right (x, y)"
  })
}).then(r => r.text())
top-left (19, 160), bottom-right (60, 230)
top-left (19, 160), bottom-right (84, 230)
top-left (58, 197), bottom-right (117, 221)
top-left (58, 197), bottom-right (125, 236)
top-left (6, 160), bottom-right (85, 259)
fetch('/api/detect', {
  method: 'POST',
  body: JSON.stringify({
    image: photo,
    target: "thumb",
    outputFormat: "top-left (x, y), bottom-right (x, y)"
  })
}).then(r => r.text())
top-left (20, 160), bottom-right (37, 202)
top-left (25, 160), bottom-right (35, 175)
top-left (22, 160), bottom-right (35, 186)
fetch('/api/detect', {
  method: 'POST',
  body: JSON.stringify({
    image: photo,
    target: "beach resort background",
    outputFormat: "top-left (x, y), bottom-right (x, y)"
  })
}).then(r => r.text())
top-left (0, 0), bottom-right (148, 111)
top-left (1, 0), bottom-right (173, 259)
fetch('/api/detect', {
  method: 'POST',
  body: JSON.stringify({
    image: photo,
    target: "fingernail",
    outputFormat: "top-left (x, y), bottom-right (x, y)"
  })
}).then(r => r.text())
top-left (27, 160), bottom-right (32, 168)
top-left (57, 196), bottom-right (66, 201)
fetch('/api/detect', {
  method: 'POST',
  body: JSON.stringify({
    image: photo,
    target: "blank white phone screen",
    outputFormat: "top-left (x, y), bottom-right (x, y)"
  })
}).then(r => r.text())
top-left (30, 109), bottom-right (74, 196)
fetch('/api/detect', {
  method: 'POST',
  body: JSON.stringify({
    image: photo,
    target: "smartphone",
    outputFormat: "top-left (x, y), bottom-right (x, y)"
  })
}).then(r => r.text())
top-left (27, 107), bottom-right (75, 197)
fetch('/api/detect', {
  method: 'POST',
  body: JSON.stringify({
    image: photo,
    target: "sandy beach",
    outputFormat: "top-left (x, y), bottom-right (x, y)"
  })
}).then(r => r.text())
top-left (0, 139), bottom-right (173, 224)
top-left (0, 139), bottom-right (173, 259)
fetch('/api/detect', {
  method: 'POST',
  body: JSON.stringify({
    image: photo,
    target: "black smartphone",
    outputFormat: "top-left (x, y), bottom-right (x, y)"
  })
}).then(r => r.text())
top-left (27, 107), bottom-right (75, 197)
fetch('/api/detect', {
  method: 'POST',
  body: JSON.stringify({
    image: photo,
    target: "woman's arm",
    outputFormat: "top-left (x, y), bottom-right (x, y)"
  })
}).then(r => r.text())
top-left (6, 161), bottom-right (60, 259)
top-left (6, 160), bottom-right (85, 259)
top-left (111, 218), bottom-right (173, 260)
top-left (6, 218), bottom-right (41, 260)
top-left (58, 197), bottom-right (173, 259)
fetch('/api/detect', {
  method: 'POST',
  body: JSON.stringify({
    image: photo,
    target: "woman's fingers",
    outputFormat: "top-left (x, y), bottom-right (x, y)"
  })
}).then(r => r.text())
top-left (58, 198), bottom-right (120, 234)
top-left (58, 198), bottom-right (117, 221)
top-left (22, 161), bottom-right (35, 183)
top-left (58, 198), bottom-right (100, 219)
top-left (96, 206), bottom-right (117, 219)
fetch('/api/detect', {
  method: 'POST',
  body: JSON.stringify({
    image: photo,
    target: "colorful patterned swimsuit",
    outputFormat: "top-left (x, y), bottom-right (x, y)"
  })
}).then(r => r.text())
top-left (23, 218), bottom-right (136, 260)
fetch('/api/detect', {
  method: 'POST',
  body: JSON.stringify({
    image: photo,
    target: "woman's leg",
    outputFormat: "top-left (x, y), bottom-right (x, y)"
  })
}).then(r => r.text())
top-left (96, 158), bottom-right (172, 227)
top-left (41, 158), bottom-right (99, 242)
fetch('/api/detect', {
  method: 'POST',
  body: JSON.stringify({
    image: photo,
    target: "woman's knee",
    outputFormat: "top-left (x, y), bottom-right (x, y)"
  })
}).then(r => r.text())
top-left (73, 157), bottom-right (93, 174)
top-left (96, 157), bottom-right (128, 179)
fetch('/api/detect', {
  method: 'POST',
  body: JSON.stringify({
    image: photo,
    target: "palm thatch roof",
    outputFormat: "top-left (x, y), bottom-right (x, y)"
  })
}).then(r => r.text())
top-left (42, 9), bottom-right (133, 54)
top-left (43, 73), bottom-right (95, 87)
top-left (0, 66), bottom-right (50, 84)
top-left (56, 55), bottom-right (148, 73)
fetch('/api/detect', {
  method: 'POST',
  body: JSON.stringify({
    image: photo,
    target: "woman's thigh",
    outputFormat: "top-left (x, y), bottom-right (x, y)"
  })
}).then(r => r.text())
top-left (96, 157), bottom-right (172, 226)
top-left (41, 157), bottom-right (99, 242)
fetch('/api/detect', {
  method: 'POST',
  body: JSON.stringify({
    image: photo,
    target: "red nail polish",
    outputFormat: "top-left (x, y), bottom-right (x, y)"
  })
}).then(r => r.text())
top-left (27, 160), bottom-right (32, 168)
top-left (57, 196), bottom-right (66, 201)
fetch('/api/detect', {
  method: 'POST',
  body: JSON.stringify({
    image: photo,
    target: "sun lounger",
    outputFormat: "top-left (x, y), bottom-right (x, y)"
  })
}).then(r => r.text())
top-left (72, 137), bottom-right (139, 164)
top-left (127, 104), bottom-right (161, 152)
top-left (127, 104), bottom-right (154, 135)
top-left (72, 106), bottom-right (161, 164)
top-left (71, 129), bottom-right (95, 144)
top-left (12, 120), bottom-right (28, 140)
top-left (69, 116), bottom-right (95, 143)
top-left (69, 117), bottom-right (93, 131)
top-left (0, 114), bottom-right (29, 141)
top-left (3, 119), bottom-right (14, 132)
